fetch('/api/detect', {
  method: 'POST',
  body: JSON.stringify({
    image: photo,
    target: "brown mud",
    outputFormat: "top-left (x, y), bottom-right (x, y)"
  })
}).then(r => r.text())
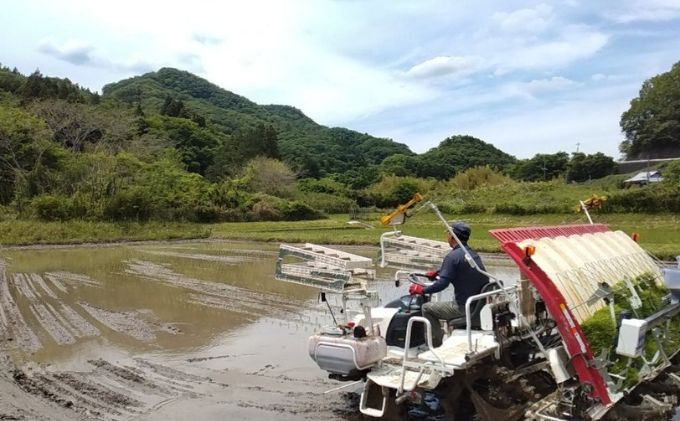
top-left (0, 242), bottom-right (365, 420)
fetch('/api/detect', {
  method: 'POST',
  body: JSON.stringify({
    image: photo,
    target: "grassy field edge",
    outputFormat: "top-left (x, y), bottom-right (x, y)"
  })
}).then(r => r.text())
top-left (1, 213), bottom-right (678, 260)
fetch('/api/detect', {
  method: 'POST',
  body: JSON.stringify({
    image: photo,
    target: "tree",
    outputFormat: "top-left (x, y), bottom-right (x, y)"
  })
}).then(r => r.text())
top-left (620, 60), bottom-right (680, 159)
top-left (416, 135), bottom-right (516, 179)
top-left (30, 99), bottom-right (136, 153)
top-left (0, 105), bottom-right (64, 206)
top-left (663, 161), bottom-right (680, 186)
top-left (565, 152), bottom-right (616, 182)
top-left (160, 96), bottom-right (186, 117)
top-left (240, 157), bottom-right (296, 198)
top-left (206, 124), bottom-right (280, 180)
top-left (146, 115), bottom-right (222, 175)
top-left (512, 152), bottom-right (569, 181)
top-left (379, 153), bottom-right (419, 177)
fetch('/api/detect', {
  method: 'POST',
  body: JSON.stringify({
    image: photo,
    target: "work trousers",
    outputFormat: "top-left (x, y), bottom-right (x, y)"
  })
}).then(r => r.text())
top-left (421, 301), bottom-right (464, 347)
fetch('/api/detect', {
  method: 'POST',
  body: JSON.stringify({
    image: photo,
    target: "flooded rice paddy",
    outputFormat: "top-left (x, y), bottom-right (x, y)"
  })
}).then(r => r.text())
top-left (0, 240), bottom-right (520, 420)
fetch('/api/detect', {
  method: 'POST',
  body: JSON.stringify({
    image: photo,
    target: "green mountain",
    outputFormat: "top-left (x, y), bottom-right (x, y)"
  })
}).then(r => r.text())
top-left (420, 135), bottom-right (516, 177)
top-left (102, 68), bottom-right (413, 177)
top-left (380, 135), bottom-right (517, 180)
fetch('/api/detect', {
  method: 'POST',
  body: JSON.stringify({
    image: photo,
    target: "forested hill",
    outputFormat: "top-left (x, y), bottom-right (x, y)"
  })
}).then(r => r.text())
top-left (102, 68), bottom-right (413, 178)
top-left (0, 63), bottom-right (529, 224)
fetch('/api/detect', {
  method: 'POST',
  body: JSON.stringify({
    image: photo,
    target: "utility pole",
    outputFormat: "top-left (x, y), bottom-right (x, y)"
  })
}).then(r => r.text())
top-left (576, 142), bottom-right (581, 153)
top-left (541, 158), bottom-right (548, 180)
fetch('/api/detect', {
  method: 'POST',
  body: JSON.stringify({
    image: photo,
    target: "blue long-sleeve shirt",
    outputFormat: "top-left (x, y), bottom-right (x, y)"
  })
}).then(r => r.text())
top-left (423, 245), bottom-right (489, 307)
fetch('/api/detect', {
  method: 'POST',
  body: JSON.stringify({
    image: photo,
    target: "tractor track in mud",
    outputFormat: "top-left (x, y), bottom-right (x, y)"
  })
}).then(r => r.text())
top-left (0, 264), bottom-right (41, 352)
top-left (6, 357), bottom-right (218, 421)
top-left (124, 259), bottom-right (310, 318)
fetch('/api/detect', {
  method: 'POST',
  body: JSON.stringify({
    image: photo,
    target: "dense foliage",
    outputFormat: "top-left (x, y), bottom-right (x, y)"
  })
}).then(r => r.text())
top-left (620, 60), bottom-right (680, 159)
top-left (2, 63), bottom-right (677, 228)
top-left (511, 152), bottom-right (616, 182)
top-left (379, 135), bottom-right (516, 180)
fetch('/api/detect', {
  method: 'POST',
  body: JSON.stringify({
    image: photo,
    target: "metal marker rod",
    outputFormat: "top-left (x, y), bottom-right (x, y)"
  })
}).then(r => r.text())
top-left (580, 200), bottom-right (594, 225)
top-left (321, 292), bottom-right (339, 326)
top-left (427, 201), bottom-right (501, 284)
top-left (324, 380), bottom-right (362, 394)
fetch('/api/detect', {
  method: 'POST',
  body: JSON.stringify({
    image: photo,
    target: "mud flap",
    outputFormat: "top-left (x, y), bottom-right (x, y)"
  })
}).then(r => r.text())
top-left (360, 378), bottom-right (387, 417)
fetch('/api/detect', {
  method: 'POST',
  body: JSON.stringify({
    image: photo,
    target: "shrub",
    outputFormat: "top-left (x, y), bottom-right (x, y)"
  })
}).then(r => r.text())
top-left (663, 161), bottom-right (680, 186)
top-left (280, 201), bottom-right (322, 220)
top-left (364, 176), bottom-right (434, 208)
top-left (297, 177), bottom-right (349, 196)
top-left (448, 166), bottom-right (512, 190)
top-left (246, 193), bottom-right (322, 221)
top-left (31, 194), bottom-right (85, 221)
top-left (494, 202), bottom-right (565, 215)
top-left (103, 187), bottom-right (156, 221)
top-left (295, 191), bottom-right (356, 214)
top-left (251, 200), bottom-right (284, 221)
top-left (603, 185), bottom-right (680, 213)
top-left (240, 157), bottom-right (296, 198)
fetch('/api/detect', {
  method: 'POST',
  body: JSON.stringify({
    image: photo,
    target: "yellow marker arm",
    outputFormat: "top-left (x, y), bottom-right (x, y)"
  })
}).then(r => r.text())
top-left (380, 193), bottom-right (424, 225)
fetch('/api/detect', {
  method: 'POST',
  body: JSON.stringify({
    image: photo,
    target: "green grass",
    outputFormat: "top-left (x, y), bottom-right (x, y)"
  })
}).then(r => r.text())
top-left (0, 220), bottom-right (210, 246)
top-left (209, 212), bottom-right (680, 260)
top-left (1, 212), bottom-right (678, 260)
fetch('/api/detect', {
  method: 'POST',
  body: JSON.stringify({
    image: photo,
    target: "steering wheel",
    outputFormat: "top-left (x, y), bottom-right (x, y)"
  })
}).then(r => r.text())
top-left (408, 273), bottom-right (431, 287)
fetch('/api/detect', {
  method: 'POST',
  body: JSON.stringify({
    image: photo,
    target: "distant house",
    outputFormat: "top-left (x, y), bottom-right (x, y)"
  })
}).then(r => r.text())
top-left (623, 171), bottom-right (664, 187)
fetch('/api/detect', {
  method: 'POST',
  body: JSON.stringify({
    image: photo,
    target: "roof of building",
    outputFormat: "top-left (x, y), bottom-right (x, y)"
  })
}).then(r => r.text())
top-left (624, 171), bottom-right (663, 183)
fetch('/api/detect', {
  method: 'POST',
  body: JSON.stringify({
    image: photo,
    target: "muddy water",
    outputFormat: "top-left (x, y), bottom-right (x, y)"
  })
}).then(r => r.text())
top-left (0, 241), bottom-right (519, 420)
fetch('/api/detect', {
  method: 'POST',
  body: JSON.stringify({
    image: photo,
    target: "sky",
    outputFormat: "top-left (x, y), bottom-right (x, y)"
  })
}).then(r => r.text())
top-left (1, 0), bottom-right (680, 159)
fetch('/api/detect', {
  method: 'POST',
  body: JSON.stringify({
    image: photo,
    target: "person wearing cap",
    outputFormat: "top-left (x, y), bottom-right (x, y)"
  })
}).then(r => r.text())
top-left (409, 221), bottom-right (489, 346)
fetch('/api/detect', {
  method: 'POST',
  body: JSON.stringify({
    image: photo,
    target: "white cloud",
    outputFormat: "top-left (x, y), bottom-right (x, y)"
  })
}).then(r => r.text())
top-left (523, 76), bottom-right (579, 94)
top-left (504, 27), bottom-right (608, 70)
top-left (37, 38), bottom-right (153, 73)
top-left (37, 39), bottom-right (95, 65)
top-left (192, 33), bottom-right (222, 46)
top-left (493, 4), bottom-right (554, 33)
top-left (406, 56), bottom-right (480, 79)
top-left (608, 0), bottom-right (680, 22)
top-left (3, 0), bottom-right (680, 159)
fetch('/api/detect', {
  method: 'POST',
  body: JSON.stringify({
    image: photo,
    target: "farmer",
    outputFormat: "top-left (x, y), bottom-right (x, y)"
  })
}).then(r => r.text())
top-left (408, 221), bottom-right (489, 346)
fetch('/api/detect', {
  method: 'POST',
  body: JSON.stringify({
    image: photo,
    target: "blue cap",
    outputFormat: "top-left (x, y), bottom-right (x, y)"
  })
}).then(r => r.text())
top-left (450, 221), bottom-right (471, 242)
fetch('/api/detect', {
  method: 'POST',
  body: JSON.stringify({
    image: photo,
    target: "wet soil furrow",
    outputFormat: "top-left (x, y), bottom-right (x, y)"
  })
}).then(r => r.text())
top-left (29, 274), bottom-right (58, 299)
top-left (134, 359), bottom-right (208, 383)
top-left (12, 369), bottom-right (81, 413)
top-left (140, 250), bottom-right (260, 264)
top-left (12, 274), bottom-right (37, 301)
top-left (186, 293), bottom-right (260, 318)
top-left (28, 304), bottom-right (76, 345)
top-left (36, 373), bottom-right (123, 419)
top-left (51, 372), bottom-right (142, 410)
top-left (43, 302), bottom-right (80, 336)
top-left (44, 272), bottom-right (101, 289)
top-left (125, 259), bottom-right (301, 317)
top-left (45, 275), bottom-right (68, 294)
top-left (0, 268), bottom-right (41, 352)
top-left (88, 359), bottom-right (173, 397)
top-left (57, 304), bottom-right (99, 337)
top-left (79, 303), bottom-right (156, 342)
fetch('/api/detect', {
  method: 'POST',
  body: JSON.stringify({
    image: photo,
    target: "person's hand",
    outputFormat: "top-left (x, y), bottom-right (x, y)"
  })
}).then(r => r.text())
top-left (425, 270), bottom-right (438, 280)
top-left (409, 283), bottom-right (424, 295)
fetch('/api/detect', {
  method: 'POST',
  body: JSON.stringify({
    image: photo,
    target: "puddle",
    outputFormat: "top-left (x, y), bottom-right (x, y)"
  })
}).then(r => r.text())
top-left (0, 240), bottom-right (522, 420)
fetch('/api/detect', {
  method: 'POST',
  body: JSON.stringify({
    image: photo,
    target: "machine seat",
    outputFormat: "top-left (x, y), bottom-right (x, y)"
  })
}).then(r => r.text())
top-left (447, 282), bottom-right (500, 329)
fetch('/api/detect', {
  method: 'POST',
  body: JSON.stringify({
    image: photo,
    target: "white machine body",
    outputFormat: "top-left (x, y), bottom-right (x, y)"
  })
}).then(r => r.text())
top-left (308, 333), bottom-right (387, 375)
top-left (616, 318), bottom-right (648, 358)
